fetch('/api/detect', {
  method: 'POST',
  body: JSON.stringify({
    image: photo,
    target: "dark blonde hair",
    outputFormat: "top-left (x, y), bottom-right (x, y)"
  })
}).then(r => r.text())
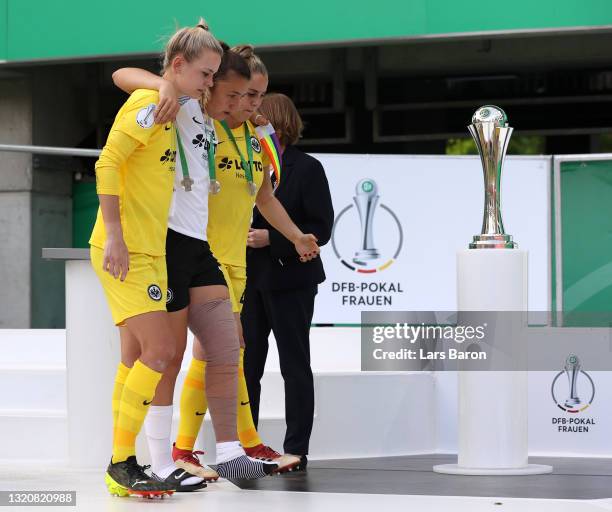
top-left (259, 93), bottom-right (303, 147)
top-left (231, 44), bottom-right (268, 77)
top-left (162, 18), bottom-right (223, 72)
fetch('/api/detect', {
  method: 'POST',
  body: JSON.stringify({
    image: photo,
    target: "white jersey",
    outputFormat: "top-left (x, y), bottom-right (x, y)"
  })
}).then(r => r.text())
top-left (167, 97), bottom-right (215, 241)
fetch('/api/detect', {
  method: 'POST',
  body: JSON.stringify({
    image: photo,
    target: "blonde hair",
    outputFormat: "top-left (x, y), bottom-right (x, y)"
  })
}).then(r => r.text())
top-left (231, 44), bottom-right (268, 77)
top-left (163, 18), bottom-right (223, 72)
top-left (259, 93), bottom-right (303, 146)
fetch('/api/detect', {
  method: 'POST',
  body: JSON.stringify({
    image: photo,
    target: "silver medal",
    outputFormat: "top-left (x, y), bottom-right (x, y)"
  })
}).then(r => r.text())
top-left (181, 177), bottom-right (194, 192)
top-left (209, 180), bottom-right (221, 195)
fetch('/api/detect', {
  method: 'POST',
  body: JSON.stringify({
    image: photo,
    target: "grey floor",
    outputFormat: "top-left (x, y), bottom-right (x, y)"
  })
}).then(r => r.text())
top-left (231, 454), bottom-right (612, 500)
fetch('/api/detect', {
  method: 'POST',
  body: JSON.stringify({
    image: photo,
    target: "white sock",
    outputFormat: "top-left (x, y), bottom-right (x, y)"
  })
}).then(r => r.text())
top-left (145, 405), bottom-right (203, 486)
top-left (216, 441), bottom-right (245, 464)
top-left (144, 405), bottom-right (175, 474)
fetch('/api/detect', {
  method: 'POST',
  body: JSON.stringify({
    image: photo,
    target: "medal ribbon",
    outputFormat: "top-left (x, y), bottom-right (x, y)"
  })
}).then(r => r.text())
top-left (204, 123), bottom-right (217, 185)
top-left (176, 123), bottom-right (217, 191)
top-left (220, 120), bottom-right (254, 187)
top-left (175, 128), bottom-right (191, 190)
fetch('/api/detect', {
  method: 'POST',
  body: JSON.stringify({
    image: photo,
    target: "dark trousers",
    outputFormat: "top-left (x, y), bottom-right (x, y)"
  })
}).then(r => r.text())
top-left (242, 283), bottom-right (317, 455)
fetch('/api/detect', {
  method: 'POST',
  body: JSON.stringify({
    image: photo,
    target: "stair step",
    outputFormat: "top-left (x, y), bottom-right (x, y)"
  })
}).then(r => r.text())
top-left (0, 367), bottom-right (66, 411)
top-left (0, 366), bottom-right (286, 417)
top-left (0, 411), bottom-right (67, 461)
top-left (0, 372), bottom-right (434, 464)
top-left (0, 330), bottom-right (66, 366)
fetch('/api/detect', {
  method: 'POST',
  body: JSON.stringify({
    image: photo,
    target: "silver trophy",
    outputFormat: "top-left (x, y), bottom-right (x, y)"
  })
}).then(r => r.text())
top-left (564, 354), bottom-right (582, 408)
top-left (353, 178), bottom-right (380, 264)
top-left (468, 105), bottom-right (516, 249)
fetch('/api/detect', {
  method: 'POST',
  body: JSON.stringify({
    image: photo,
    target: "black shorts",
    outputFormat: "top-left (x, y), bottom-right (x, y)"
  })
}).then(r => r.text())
top-left (165, 229), bottom-right (227, 312)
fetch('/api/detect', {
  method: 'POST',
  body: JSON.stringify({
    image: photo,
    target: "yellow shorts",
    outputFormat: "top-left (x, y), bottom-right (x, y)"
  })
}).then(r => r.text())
top-left (219, 263), bottom-right (246, 313)
top-left (90, 246), bottom-right (168, 326)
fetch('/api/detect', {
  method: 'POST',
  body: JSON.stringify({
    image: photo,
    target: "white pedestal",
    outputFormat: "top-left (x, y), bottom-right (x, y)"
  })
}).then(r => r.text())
top-left (65, 259), bottom-right (119, 469)
top-left (433, 249), bottom-right (552, 476)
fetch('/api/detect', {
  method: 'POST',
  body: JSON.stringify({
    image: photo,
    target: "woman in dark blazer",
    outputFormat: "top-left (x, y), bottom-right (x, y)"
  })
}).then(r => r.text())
top-left (242, 93), bottom-right (334, 471)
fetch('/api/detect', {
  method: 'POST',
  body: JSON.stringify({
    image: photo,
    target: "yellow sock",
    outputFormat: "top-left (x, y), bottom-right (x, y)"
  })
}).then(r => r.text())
top-left (112, 360), bottom-right (162, 463)
top-left (237, 348), bottom-right (263, 448)
top-left (175, 358), bottom-right (208, 451)
top-left (112, 363), bottom-right (131, 439)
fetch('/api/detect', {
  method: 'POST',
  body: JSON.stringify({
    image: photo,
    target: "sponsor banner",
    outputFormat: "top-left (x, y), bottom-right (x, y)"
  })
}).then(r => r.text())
top-left (435, 365), bottom-right (612, 456)
top-left (529, 368), bottom-right (612, 456)
top-left (310, 154), bottom-right (551, 324)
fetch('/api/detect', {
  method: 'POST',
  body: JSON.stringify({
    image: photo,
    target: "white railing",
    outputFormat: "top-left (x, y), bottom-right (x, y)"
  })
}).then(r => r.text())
top-left (0, 143), bottom-right (100, 157)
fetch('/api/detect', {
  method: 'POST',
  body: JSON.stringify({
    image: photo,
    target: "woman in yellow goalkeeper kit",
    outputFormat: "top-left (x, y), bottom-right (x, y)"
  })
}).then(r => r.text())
top-left (175, 45), bottom-right (318, 474)
top-left (89, 19), bottom-right (223, 498)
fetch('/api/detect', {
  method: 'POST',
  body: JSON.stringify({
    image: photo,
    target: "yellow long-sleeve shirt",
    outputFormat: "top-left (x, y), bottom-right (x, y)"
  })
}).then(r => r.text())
top-left (89, 89), bottom-right (176, 256)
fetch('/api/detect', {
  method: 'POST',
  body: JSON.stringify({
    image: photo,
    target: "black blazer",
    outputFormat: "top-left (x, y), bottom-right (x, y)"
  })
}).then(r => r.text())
top-left (246, 145), bottom-right (334, 291)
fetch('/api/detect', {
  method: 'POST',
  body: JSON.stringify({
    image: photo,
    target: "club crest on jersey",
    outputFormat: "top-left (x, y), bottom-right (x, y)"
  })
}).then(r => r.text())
top-left (136, 104), bottom-right (156, 129)
top-left (166, 288), bottom-right (174, 304)
top-left (148, 284), bottom-right (163, 302)
top-left (250, 136), bottom-right (261, 153)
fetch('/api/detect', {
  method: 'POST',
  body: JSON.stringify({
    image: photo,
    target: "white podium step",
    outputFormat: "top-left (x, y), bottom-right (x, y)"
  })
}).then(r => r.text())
top-left (0, 410), bottom-right (67, 462)
top-left (0, 330), bottom-right (65, 366)
top-left (0, 366), bottom-right (66, 410)
top-left (0, 328), bottom-right (437, 465)
top-left (0, 365), bottom-right (285, 420)
top-left (0, 368), bottom-right (434, 464)
top-left (137, 371), bottom-right (435, 465)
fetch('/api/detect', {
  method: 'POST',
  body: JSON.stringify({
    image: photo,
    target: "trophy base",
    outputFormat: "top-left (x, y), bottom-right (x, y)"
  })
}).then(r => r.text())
top-left (433, 464), bottom-right (553, 476)
top-left (469, 234), bottom-right (517, 249)
top-left (564, 399), bottom-right (582, 408)
top-left (353, 249), bottom-right (380, 264)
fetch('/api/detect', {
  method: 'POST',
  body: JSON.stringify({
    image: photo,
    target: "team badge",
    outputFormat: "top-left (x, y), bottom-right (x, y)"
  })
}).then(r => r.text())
top-left (166, 288), bottom-right (174, 304)
top-left (250, 136), bottom-right (261, 153)
top-left (148, 284), bottom-right (163, 301)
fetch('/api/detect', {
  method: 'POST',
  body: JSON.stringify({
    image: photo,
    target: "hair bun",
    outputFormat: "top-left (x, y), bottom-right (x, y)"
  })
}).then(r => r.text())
top-left (232, 44), bottom-right (255, 59)
top-left (196, 17), bottom-right (209, 31)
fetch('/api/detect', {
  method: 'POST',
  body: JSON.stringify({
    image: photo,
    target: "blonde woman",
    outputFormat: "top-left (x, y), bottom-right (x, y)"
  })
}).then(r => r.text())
top-left (91, 19), bottom-right (224, 497)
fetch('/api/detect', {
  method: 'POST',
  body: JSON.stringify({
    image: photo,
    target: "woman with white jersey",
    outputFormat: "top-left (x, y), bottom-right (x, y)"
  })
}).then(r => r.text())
top-left (112, 22), bottom-right (285, 488)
